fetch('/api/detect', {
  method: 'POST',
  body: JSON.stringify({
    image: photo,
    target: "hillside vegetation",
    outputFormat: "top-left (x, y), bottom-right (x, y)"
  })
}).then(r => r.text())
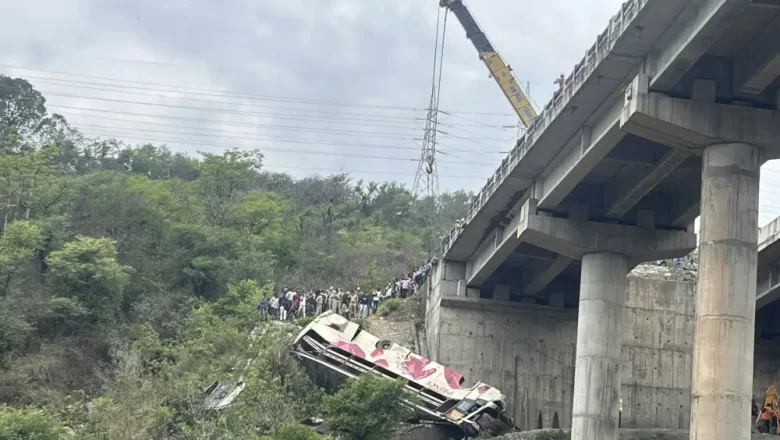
top-left (0, 75), bottom-right (469, 439)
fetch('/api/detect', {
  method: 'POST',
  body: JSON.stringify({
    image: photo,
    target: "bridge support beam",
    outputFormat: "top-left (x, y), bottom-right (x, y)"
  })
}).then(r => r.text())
top-left (504, 200), bottom-right (696, 440)
top-left (691, 143), bottom-right (761, 440)
top-left (572, 252), bottom-right (627, 440)
top-left (621, 70), bottom-right (776, 439)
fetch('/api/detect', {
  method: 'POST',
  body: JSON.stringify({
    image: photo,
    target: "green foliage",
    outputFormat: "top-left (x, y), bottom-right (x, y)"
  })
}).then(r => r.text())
top-left (211, 279), bottom-right (273, 326)
top-left (196, 148), bottom-right (264, 226)
top-left (263, 424), bottom-right (322, 440)
top-left (323, 375), bottom-right (408, 440)
top-left (0, 220), bottom-right (44, 296)
top-left (46, 236), bottom-right (132, 321)
top-left (0, 75), bottom-right (46, 138)
top-left (358, 260), bottom-right (383, 291)
top-left (171, 224), bottom-right (275, 301)
top-left (230, 192), bottom-right (287, 235)
top-left (0, 308), bottom-right (33, 361)
top-left (0, 406), bottom-right (66, 440)
top-left (0, 78), bottom-right (473, 439)
top-left (295, 316), bottom-right (315, 328)
top-left (377, 298), bottom-right (403, 317)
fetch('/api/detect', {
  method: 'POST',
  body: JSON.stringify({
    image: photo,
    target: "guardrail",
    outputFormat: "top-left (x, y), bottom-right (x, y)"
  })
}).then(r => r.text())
top-left (441, 0), bottom-right (647, 255)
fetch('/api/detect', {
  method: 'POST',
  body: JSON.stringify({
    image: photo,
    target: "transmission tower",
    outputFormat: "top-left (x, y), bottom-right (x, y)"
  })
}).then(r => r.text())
top-left (413, 8), bottom-right (448, 199)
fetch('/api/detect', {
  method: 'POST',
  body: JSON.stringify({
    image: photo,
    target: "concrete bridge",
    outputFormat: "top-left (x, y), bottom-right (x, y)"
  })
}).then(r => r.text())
top-left (437, 1), bottom-right (780, 439)
top-left (425, 217), bottom-right (780, 432)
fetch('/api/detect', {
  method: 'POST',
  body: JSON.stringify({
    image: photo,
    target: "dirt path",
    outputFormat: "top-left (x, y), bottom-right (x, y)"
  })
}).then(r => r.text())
top-left (365, 295), bottom-right (425, 352)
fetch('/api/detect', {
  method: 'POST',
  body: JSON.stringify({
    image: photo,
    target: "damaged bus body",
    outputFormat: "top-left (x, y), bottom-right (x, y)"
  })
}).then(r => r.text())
top-left (291, 311), bottom-right (512, 437)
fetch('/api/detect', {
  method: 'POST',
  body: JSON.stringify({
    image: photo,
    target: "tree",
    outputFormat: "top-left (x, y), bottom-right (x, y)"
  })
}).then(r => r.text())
top-left (0, 220), bottom-right (44, 296)
top-left (196, 148), bottom-right (263, 226)
top-left (46, 236), bottom-right (132, 321)
top-left (170, 224), bottom-right (275, 300)
top-left (323, 375), bottom-right (409, 440)
top-left (212, 279), bottom-right (272, 325)
top-left (230, 192), bottom-right (287, 236)
top-left (0, 75), bottom-right (47, 147)
top-left (0, 144), bottom-right (60, 229)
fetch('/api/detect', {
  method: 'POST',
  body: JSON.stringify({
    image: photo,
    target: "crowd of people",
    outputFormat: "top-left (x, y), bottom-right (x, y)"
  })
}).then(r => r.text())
top-left (256, 258), bottom-right (438, 321)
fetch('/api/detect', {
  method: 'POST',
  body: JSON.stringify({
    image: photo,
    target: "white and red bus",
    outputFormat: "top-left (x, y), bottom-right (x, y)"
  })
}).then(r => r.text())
top-left (292, 311), bottom-right (512, 437)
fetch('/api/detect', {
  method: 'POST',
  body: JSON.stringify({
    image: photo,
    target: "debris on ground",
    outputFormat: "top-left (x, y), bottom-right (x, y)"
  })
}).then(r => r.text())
top-left (629, 252), bottom-right (698, 282)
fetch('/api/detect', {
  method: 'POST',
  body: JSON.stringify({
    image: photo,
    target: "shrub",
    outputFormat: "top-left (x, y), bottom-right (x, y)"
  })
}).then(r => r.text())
top-left (267, 424), bottom-right (321, 440)
top-left (352, 318), bottom-right (370, 330)
top-left (295, 316), bottom-right (314, 328)
top-left (376, 298), bottom-right (403, 317)
top-left (0, 407), bottom-right (66, 440)
top-left (323, 375), bottom-right (407, 440)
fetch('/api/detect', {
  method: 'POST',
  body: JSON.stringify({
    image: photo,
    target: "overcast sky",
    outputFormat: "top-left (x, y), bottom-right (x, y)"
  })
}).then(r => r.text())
top-left (3, 0), bottom-right (780, 226)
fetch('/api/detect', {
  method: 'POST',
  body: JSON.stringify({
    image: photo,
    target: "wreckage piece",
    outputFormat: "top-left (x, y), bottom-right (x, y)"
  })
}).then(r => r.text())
top-left (204, 322), bottom-right (300, 411)
top-left (291, 311), bottom-right (513, 437)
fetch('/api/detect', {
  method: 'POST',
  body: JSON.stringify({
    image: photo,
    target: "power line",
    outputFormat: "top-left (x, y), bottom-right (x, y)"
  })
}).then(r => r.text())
top-left (77, 129), bottom-right (418, 163)
top-left (77, 128), bottom-right (491, 170)
top-left (27, 77), bottom-right (431, 125)
top-left (42, 93), bottom-right (433, 137)
top-left (2, 65), bottom-right (430, 112)
top-left (1, 64), bottom-right (516, 116)
top-left (66, 115), bottom-right (427, 152)
top-left (52, 104), bottom-right (414, 137)
top-left (26, 75), bottom-right (517, 129)
top-left (54, 103), bottom-right (426, 132)
top-left (45, 92), bottom-right (517, 143)
top-left (438, 121), bottom-right (515, 141)
top-left (260, 164), bottom-right (486, 180)
top-left (70, 120), bottom-right (499, 167)
top-left (66, 120), bottom-right (503, 160)
top-left (51, 105), bottom-right (508, 154)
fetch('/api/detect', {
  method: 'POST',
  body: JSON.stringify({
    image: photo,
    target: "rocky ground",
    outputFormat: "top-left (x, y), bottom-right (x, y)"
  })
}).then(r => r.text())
top-left (629, 263), bottom-right (697, 282)
top-left (365, 294), bottom-right (425, 352)
top-left (628, 253), bottom-right (698, 282)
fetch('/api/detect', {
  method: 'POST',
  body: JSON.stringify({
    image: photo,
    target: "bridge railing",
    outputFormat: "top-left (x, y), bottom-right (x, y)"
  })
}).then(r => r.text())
top-left (442, 0), bottom-right (647, 254)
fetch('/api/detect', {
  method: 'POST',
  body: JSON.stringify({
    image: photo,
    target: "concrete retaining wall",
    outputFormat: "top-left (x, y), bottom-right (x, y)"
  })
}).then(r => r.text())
top-left (621, 276), bottom-right (694, 430)
top-left (424, 270), bottom-right (780, 430)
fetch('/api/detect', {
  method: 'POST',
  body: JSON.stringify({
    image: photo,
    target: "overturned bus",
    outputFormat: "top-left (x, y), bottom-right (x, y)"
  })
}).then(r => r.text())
top-left (291, 311), bottom-right (513, 437)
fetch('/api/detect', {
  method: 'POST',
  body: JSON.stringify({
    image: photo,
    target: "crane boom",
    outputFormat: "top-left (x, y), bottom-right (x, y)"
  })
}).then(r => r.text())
top-left (440, 0), bottom-right (537, 128)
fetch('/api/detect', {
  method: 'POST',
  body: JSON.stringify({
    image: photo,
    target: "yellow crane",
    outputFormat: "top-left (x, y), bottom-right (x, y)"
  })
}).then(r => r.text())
top-left (440, 0), bottom-right (537, 128)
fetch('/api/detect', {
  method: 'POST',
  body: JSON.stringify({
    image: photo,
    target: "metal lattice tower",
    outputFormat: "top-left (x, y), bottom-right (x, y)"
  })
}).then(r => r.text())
top-left (413, 8), bottom-right (448, 199)
top-left (413, 100), bottom-right (441, 199)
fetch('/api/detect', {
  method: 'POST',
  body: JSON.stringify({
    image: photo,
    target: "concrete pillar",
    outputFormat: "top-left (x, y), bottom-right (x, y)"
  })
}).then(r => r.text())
top-left (690, 143), bottom-right (760, 440)
top-left (571, 252), bottom-right (627, 440)
top-left (775, 89), bottom-right (780, 110)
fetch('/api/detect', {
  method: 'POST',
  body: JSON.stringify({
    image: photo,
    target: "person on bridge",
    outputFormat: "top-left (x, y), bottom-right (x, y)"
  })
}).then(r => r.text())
top-left (554, 74), bottom-right (565, 96)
